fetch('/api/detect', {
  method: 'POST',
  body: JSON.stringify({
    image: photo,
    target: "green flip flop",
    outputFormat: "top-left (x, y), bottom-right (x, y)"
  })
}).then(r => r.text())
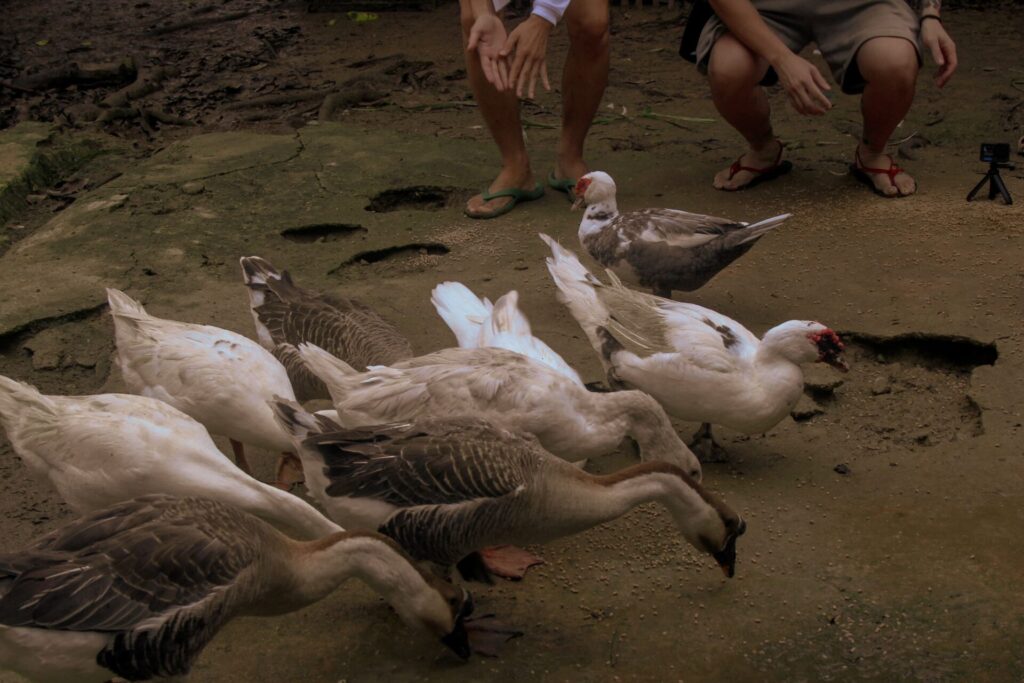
top-left (465, 182), bottom-right (545, 220)
top-left (547, 172), bottom-right (577, 202)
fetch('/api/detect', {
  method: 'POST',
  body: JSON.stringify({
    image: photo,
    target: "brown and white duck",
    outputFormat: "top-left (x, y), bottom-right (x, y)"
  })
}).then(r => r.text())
top-left (574, 171), bottom-right (790, 297)
top-left (0, 495), bottom-right (474, 682)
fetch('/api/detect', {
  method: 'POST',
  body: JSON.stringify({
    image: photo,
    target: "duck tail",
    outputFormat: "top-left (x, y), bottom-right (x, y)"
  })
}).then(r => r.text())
top-left (430, 281), bottom-right (492, 348)
top-left (296, 343), bottom-right (358, 404)
top-left (488, 290), bottom-right (532, 338)
top-left (0, 375), bottom-right (57, 446)
top-left (268, 396), bottom-right (334, 443)
top-left (539, 233), bottom-right (609, 349)
top-left (732, 213), bottom-right (791, 246)
top-left (105, 288), bottom-right (149, 320)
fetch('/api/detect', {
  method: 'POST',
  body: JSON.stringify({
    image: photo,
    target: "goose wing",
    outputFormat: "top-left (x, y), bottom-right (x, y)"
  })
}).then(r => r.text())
top-left (253, 269), bottom-right (412, 370)
top-left (307, 418), bottom-right (539, 507)
top-left (0, 496), bottom-right (259, 633)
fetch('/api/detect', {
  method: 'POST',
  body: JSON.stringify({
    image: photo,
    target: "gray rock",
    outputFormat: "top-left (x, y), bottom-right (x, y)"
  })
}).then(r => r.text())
top-left (182, 181), bottom-right (206, 195)
top-left (791, 394), bottom-right (824, 422)
top-left (870, 376), bottom-right (892, 395)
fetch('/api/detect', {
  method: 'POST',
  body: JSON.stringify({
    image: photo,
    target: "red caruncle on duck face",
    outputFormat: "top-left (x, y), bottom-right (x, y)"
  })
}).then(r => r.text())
top-left (809, 328), bottom-right (849, 372)
top-left (574, 176), bottom-right (593, 199)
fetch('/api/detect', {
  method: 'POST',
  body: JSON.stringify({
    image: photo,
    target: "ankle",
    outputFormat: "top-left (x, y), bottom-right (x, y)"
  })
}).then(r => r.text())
top-left (750, 137), bottom-right (780, 155)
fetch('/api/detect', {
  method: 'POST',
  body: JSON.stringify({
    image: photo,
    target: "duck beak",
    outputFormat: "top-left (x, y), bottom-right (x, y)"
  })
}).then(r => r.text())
top-left (826, 356), bottom-right (850, 373)
top-left (712, 519), bottom-right (746, 578)
top-left (571, 196), bottom-right (585, 211)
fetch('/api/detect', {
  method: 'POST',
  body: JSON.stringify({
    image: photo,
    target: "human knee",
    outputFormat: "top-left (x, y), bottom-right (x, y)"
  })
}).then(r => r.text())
top-left (708, 36), bottom-right (764, 92)
top-left (858, 38), bottom-right (918, 89)
top-left (567, 10), bottom-right (610, 53)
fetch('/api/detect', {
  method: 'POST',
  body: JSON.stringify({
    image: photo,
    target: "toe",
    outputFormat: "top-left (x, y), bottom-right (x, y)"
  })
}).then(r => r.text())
top-left (895, 173), bottom-right (917, 196)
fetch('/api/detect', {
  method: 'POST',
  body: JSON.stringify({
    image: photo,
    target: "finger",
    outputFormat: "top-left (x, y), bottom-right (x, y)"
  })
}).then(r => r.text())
top-left (508, 48), bottom-right (526, 88)
top-left (929, 40), bottom-right (945, 68)
top-left (938, 41), bottom-right (958, 87)
top-left (541, 61), bottom-right (551, 91)
top-left (499, 33), bottom-right (517, 59)
top-left (497, 58), bottom-right (510, 92)
top-left (806, 79), bottom-right (832, 111)
top-left (480, 56), bottom-right (497, 88)
top-left (795, 86), bottom-right (821, 115)
top-left (527, 61), bottom-right (539, 99)
top-left (810, 67), bottom-right (832, 92)
top-left (467, 28), bottom-right (480, 52)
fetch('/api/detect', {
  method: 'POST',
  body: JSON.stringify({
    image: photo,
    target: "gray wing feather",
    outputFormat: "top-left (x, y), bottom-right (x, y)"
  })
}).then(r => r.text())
top-left (307, 418), bottom-right (538, 507)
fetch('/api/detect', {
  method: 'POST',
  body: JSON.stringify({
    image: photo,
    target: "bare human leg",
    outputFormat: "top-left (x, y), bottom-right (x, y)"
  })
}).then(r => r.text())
top-left (554, 0), bottom-right (610, 184)
top-left (707, 33), bottom-right (786, 190)
top-left (853, 36), bottom-right (920, 197)
top-left (459, 0), bottom-right (536, 217)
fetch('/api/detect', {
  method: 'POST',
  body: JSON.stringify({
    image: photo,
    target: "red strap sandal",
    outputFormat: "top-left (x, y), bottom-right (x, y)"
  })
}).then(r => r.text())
top-left (850, 148), bottom-right (914, 197)
top-left (722, 143), bottom-right (793, 191)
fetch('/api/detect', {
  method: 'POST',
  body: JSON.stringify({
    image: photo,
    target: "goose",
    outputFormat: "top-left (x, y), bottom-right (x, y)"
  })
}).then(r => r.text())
top-left (106, 288), bottom-right (303, 488)
top-left (240, 256), bottom-right (413, 401)
top-left (573, 171), bottom-right (790, 297)
top-left (0, 375), bottom-right (340, 542)
top-left (272, 400), bottom-right (745, 585)
top-left (0, 495), bottom-right (474, 682)
top-left (541, 234), bottom-right (848, 461)
top-left (430, 282), bottom-right (583, 385)
top-left (295, 343), bottom-right (702, 479)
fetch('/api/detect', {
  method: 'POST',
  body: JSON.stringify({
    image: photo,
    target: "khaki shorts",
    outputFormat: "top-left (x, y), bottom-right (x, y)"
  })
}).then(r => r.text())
top-left (696, 0), bottom-right (922, 94)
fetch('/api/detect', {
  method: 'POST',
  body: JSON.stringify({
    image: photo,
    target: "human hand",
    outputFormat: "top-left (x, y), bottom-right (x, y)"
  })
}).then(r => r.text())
top-left (468, 13), bottom-right (511, 91)
top-left (500, 15), bottom-right (552, 99)
top-left (771, 52), bottom-right (832, 116)
top-left (921, 20), bottom-right (957, 88)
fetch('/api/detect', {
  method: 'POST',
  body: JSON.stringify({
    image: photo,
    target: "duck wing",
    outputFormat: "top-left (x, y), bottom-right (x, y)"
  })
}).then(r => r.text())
top-left (620, 208), bottom-right (747, 250)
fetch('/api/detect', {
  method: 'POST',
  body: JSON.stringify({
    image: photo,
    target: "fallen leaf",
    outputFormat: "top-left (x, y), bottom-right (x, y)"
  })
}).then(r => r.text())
top-left (35, 39), bottom-right (50, 46)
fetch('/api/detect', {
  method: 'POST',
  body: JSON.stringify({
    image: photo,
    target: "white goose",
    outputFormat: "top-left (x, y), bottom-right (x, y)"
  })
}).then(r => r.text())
top-left (272, 400), bottom-right (745, 583)
top-left (430, 281), bottom-right (583, 385)
top-left (0, 375), bottom-right (339, 541)
top-left (541, 234), bottom-right (848, 460)
top-left (106, 288), bottom-right (303, 488)
top-left (0, 495), bottom-right (474, 682)
top-left (574, 171), bottom-right (789, 297)
top-left (296, 343), bottom-right (702, 478)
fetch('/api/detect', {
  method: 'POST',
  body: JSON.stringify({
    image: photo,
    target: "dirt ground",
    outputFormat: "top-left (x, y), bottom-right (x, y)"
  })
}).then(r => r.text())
top-left (1, 1), bottom-right (1024, 681)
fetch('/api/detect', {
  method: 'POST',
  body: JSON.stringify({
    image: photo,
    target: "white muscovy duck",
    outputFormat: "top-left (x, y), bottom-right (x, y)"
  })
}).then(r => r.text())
top-left (106, 288), bottom-right (303, 488)
top-left (0, 495), bottom-right (474, 682)
top-left (573, 171), bottom-right (790, 297)
top-left (430, 282), bottom-right (583, 385)
top-left (541, 234), bottom-right (848, 461)
top-left (271, 399), bottom-right (745, 583)
top-left (240, 256), bottom-right (413, 401)
top-left (0, 375), bottom-right (339, 541)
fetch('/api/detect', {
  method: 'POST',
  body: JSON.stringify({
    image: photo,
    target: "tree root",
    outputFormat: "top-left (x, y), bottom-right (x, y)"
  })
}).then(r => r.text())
top-left (8, 57), bottom-right (136, 91)
top-left (146, 8), bottom-right (256, 37)
top-left (102, 66), bottom-right (176, 108)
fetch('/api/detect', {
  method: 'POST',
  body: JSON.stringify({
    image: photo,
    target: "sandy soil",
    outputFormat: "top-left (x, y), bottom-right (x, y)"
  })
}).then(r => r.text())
top-left (1, 1), bottom-right (1024, 681)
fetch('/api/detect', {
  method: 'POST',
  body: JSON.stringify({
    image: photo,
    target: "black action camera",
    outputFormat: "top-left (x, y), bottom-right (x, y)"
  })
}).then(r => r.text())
top-left (979, 143), bottom-right (1010, 165)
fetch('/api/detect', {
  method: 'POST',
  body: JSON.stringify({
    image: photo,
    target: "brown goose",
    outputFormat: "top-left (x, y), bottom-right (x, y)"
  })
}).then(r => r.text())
top-left (574, 171), bottom-right (790, 297)
top-left (0, 495), bottom-right (473, 682)
top-left (272, 400), bottom-right (745, 585)
top-left (240, 256), bottom-right (413, 401)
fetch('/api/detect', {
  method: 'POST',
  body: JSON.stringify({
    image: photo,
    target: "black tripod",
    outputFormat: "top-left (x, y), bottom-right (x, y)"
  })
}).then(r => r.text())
top-left (966, 160), bottom-right (1013, 204)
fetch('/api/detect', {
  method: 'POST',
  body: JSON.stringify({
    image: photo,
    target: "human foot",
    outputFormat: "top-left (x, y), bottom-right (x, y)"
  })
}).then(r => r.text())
top-left (713, 139), bottom-right (792, 191)
top-left (465, 168), bottom-right (540, 219)
top-left (851, 145), bottom-right (916, 197)
top-left (549, 157), bottom-right (589, 201)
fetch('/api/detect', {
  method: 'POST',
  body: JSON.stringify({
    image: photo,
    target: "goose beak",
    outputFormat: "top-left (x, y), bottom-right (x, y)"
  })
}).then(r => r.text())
top-left (712, 518), bottom-right (746, 578)
top-left (440, 589), bottom-right (475, 659)
top-left (440, 621), bottom-right (472, 660)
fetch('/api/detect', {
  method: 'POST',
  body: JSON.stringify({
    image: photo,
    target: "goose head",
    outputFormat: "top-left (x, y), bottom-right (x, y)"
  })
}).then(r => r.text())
top-left (573, 171), bottom-right (617, 210)
top-left (404, 572), bottom-right (475, 660)
top-left (681, 481), bottom-right (747, 578)
top-left (760, 321), bottom-right (848, 372)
